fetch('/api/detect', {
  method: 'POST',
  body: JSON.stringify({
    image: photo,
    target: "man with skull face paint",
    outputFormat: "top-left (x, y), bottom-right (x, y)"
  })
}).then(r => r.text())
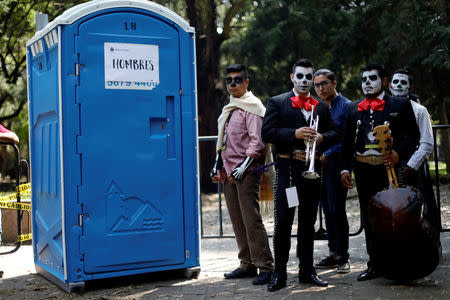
top-left (262, 58), bottom-right (340, 291)
top-left (341, 63), bottom-right (420, 281)
top-left (389, 69), bottom-right (440, 230)
top-left (211, 64), bottom-right (274, 285)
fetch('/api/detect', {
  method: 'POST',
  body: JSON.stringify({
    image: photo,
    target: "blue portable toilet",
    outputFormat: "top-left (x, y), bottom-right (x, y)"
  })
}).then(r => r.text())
top-left (26, 0), bottom-right (199, 291)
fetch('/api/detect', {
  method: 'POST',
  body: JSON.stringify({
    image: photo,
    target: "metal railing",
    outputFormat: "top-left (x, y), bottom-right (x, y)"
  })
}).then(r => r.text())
top-left (198, 136), bottom-right (363, 239)
top-left (198, 136), bottom-right (232, 238)
top-left (432, 124), bottom-right (450, 232)
top-left (199, 125), bottom-right (450, 238)
top-left (0, 143), bottom-right (23, 255)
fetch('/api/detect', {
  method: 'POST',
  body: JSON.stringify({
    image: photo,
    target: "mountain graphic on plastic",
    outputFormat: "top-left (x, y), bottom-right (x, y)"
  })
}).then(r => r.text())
top-left (106, 181), bottom-right (163, 232)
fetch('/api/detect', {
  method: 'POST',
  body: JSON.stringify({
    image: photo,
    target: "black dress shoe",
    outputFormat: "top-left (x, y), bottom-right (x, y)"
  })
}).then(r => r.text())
top-left (357, 268), bottom-right (379, 281)
top-left (267, 272), bottom-right (287, 292)
top-left (252, 271), bottom-right (272, 285)
top-left (299, 271), bottom-right (328, 287)
top-left (224, 268), bottom-right (257, 279)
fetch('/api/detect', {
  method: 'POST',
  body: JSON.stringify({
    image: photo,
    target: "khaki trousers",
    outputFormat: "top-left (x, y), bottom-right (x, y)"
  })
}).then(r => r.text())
top-left (223, 172), bottom-right (274, 273)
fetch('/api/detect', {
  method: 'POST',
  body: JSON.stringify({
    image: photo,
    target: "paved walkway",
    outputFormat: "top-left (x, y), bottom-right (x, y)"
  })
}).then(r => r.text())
top-left (0, 231), bottom-right (449, 299)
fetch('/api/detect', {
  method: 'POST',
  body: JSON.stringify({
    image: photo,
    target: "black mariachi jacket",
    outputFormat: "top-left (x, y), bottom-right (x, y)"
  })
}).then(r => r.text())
top-left (340, 94), bottom-right (420, 172)
top-left (261, 90), bottom-right (340, 156)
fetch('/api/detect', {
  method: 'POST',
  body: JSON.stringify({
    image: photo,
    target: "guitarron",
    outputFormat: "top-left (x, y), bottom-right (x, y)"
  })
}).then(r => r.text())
top-left (368, 124), bottom-right (440, 280)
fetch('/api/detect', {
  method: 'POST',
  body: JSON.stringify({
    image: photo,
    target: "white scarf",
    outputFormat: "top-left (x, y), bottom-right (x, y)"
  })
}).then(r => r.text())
top-left (216, 91), bottom-right (266, 153)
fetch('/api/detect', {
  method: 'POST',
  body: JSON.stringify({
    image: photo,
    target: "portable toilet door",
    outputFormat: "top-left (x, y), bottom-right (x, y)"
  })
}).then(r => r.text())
top-left (27, 0), bottom-right (199, 291)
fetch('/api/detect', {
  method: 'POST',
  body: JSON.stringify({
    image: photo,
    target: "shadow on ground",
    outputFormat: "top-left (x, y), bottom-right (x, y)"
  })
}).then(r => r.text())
top-left (0, 266), bottom-right (448, 300)
top-left (0, 232), bottom-right (448, 299)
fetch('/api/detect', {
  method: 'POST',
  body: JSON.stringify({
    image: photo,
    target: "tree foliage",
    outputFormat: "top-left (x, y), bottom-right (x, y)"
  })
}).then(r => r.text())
top-left (0, 0), bottom-right (448, 177)
top-left (232, 0), bottom-right (449, 121)
top-left (231, 0), bottom-right (449, 172)
top-left (0, 0), bottom-right (88, 156)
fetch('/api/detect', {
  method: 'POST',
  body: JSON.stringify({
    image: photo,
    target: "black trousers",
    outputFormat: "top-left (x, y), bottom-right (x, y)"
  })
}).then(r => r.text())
top-left (273, 157), bottom-right (320, 274)
top-left (320, 157), bottom-right (349, 259)
top-left (353, 162), bottom-right (389, 269)
top-left (415, 162), bottom-right (440, 230)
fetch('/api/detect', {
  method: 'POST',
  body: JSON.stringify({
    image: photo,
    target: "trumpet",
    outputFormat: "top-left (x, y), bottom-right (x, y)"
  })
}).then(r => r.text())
top-left (302, 109), bottom-right (320, 180)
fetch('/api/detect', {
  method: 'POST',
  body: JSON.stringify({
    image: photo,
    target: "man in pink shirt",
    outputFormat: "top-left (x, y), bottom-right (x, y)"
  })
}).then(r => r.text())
top-left (211, 64), bottom-right (273, 285)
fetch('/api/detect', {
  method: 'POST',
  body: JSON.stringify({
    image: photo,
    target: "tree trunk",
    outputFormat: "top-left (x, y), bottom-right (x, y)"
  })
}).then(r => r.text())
top-left (186, 0), bottom-right (225, 192)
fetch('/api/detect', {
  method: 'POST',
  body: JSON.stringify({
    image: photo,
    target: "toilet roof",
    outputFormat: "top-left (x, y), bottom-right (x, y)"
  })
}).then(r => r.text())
top-left (27, 0), bottom-right (194, 46)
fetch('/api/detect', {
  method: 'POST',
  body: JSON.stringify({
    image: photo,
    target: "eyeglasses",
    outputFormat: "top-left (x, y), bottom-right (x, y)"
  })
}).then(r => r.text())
top-left (314, 80), bottom-right (330, 89)
top-left (226, 76), bottom-right (244, 85)
top-left (362, 75), bottom-right (378, 82)
top-left (296, 73), bottom-right (313, 80)
top-left (392, 79), bottom-right (408, 85)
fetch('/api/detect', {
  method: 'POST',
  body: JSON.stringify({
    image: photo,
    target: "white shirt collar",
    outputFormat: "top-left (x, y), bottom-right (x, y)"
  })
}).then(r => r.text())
top-left (376, 91), bottom-right (385, 99)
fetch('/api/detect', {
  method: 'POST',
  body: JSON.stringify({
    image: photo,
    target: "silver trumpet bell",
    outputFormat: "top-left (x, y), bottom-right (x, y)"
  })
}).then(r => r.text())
top-left (302, 111), bottom-right (320, 180)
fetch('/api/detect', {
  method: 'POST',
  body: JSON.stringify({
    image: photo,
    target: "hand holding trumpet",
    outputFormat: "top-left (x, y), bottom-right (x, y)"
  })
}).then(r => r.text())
top-left (295, 126), bottom-right (323, 145)
top-left (299, 114), bottom-right (321, 179)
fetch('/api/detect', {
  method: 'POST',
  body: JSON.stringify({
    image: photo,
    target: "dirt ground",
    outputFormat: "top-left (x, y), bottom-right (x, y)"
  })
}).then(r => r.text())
top-left (0, 233), bottom-right (449, 300)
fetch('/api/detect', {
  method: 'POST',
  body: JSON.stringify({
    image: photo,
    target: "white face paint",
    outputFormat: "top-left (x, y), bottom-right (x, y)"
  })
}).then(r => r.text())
top-left (389, 73), bottom-right (410, 97)
top-left (291, 66), bottom-right (314, 94)
top-left (361, 70), bottom-right (382, 97)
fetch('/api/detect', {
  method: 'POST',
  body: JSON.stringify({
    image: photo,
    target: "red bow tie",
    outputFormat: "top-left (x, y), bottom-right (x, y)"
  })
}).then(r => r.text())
top-left (357, 98), bottom-right (385, 111)
top-left (290, 96), bottom-right (319, 111)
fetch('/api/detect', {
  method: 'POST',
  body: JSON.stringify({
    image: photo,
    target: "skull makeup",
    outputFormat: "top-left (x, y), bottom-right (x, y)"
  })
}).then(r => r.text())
top-left (361, 70), bottom-right (382, 97)
top-left (292, 66), bottom-right (314, 94)
top-left (389, 73), bottom-right (410, 97)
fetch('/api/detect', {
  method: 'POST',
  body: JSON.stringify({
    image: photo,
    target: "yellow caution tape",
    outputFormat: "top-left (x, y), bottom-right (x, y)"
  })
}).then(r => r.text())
top-left (17, 233), bottom-right (32, 242)
top-left (0, 200), bottom-right (31, 211)
top-left (16, 183), bottom-right (31, 194)
top-left (0, 183), bottom-right (31, 201)
top-left (0, 193), bottom-right (20, 202)
top-left (0, 182), bottom-right (32, 210)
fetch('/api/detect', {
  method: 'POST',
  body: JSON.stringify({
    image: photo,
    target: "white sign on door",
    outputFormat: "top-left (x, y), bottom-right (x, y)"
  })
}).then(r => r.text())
top-left (104, 42), bottom-right (159, 90)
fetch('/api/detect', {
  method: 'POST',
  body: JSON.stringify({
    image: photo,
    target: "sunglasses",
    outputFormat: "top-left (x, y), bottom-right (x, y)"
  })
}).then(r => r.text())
top-left (392, 79), bottom-right (408, 85)
top-left (314, 80), bottom-right (330, 89)
top-left (362, 75), bottom-right (379, 82)
top-left (226, 76), bottom-right (244, 85)
top-left (296, 73), bottom-right (313, 80)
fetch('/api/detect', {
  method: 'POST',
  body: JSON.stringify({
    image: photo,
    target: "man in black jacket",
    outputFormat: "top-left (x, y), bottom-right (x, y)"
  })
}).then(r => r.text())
top-left (262, 58), bottom-right (340, 291)
top-left (341, 63), bottom-right (419, 281)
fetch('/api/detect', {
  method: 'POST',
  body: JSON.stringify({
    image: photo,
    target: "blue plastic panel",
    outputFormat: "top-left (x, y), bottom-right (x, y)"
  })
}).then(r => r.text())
top-left (75, 12), bottom-right (185, 273)
top-left (28, 39), bottom-right (64, 280)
